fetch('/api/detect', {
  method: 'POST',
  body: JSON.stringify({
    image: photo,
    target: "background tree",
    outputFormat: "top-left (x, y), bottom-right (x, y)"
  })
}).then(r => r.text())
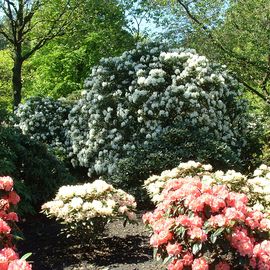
top-left (146, 0), bottom-right (270, 106)
top-left (0, 49), bottom-right (13, 108)
top-left (0, 0), bottom-right (81, 109)
top-left (24, 0), bottom-right (135, 99)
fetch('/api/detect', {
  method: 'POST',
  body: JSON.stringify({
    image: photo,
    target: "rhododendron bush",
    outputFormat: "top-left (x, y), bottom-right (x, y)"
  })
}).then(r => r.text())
top-left (14, 97), bottom-right (71, 156)
top-left (42, 180), bottom-right (136, 240)
top-left (67, 42), bottom-right (248, 177)
top-left (0, 176), bottom-right (32, 269)
top-left (143, 177), bottom-right (270, 269)
top-left (145, 161), bottom-right (270, 212)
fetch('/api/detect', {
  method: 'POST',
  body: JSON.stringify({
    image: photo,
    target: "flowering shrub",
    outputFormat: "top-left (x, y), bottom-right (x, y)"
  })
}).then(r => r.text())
top-left (0, 176), bottom-right (32, 269)
top-left (67, 42), bottom-right (248, 176)
top-left (143, 177), bottom-right (270, 269)
top-left (144, 160), bottom-right (213, 203)
top-left (214, 164), bottom-right (270, 212)
top-left (14, 97), bottom-right (71, 156)
top-left (145, 160), bottom-right (270, 212)
top-left (42, 179), bottom-right (137, 240)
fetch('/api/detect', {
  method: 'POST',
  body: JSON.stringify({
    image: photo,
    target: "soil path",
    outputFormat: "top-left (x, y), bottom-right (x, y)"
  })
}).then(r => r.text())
top-left (18, 214), bottom-right (164, 270)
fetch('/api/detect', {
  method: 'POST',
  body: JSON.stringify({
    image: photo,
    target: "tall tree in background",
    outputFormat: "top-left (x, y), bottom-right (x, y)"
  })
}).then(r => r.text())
top-left (148, 0), bottom-right (270, 105)
top-left (24, 0), bottom-right (135, 99)
top-left (0, 0), bottom-right (80, 109)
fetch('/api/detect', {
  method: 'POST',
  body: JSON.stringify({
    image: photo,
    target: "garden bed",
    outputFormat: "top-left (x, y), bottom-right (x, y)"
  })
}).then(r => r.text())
top-left (18, 213), bottom-right (163, 270)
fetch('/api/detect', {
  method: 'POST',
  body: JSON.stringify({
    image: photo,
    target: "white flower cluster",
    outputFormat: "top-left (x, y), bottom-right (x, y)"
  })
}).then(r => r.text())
top-left (41, 179), bottom-right (137, 225)
top-left (14, 97), bottom-right (71, 154)
top-left (67, 42), bottom-right (248, 176)
top-left (144, 160), bottom-right (270, 212)
top-left (248, 164), bottom-right (270, 209)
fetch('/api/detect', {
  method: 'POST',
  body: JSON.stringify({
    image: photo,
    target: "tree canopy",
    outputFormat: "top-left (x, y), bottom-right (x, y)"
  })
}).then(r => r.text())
top-left (0, 0), bottom-right (135, 108)
top-left (145, 0), bottom-right (270, 105)
top-left (24, 0), bottom-right (135, 99)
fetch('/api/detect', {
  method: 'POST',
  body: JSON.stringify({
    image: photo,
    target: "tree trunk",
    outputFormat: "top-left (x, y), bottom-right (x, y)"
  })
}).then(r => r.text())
top-left (12, 57), bottom-right (23, 110)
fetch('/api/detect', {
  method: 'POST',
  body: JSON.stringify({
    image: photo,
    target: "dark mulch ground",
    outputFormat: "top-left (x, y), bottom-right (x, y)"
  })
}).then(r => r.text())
top-left (17, 213), bottom-right (165, 270)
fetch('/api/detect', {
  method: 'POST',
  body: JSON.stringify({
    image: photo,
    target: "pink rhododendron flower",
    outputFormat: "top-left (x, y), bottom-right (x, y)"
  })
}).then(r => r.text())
top-left (224, 207), bottom-right (245, 222)
top-left (215, 261), bottom-right (230, 270)
top-left (156, 230), bottom-right (174, 246)
top-left (192, 257), bottom-right (209, 270)
top-left (230, 227), bottom-right (254, 257)
top-left (246, 213), bottom-right (261, 230)
top-left (188, 227), bottom-right (207, 242)
top-left (168, 259), bottom-right (184, 270)
top-left (7, 259), bottom-right (32, 270)
top-left (0, 254), bottom-right (8, 270)
top-left (208, 197), bottom-right (226, 213)
top-left (142, 212), bottom-right (153, 225)
top-left (226, 192), bottom-right (248, 206)
top-left (188, 197), bottom-right (205, 212)
top-left (208, 214), bottom-right (227, 228)
top-left (0, 177), bottom-right (13, 192)
top-left (166, 242), bottom-right (182, 256)
top-left (260, 218), bottom-right (270, 231)
top-left (0, 200), bottom-right (9, 212)
top-left (182, 252), bottom-right (193, 266)
top-left (7, 192), bottom-right (20, 205)
top-left (4, 213), bottom-right (18, 223)
top-left (212, 185), bottom-right (229, 200)
top-left (152, 218), bottom-right (174, 234)
top-left (0, 249), bottom-right (18, 261)
top-left (175, 215), bottom-right (191, 227)
top-left (0, 219), bottom-right (11, 234)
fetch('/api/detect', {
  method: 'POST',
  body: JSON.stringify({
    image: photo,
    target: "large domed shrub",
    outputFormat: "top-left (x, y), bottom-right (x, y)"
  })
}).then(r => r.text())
top-left (67, 42), bottom-right (248, 177)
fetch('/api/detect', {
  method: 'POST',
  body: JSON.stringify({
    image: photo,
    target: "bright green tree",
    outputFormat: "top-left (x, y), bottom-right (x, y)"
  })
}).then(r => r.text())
top-left (24, 0), bottom-right (135, 99)
top-left (0, 49), bottom-right (13, 109)
top-left (0, 0), bottom-right (84, 109)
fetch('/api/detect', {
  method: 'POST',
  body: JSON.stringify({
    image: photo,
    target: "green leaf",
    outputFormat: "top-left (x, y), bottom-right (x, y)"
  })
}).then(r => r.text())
top-left (12, 234), bottom-right (25, 241)
top-left (210, 234), bottom-right (217, 243)
top-left (176, 226), bottom-right (186, 238)
top-left (21, 253), bottom-right (32, 260)
top-left (163, 256), bottom-right (174, 265)
top-left (192, 242), bottom-right (202, 255)
top-left (210, 227), bottom-right (225, 243)
top-left (153, 247), bottom-right (158, 259)
top-left (214, 227), bottom-right (225, 237)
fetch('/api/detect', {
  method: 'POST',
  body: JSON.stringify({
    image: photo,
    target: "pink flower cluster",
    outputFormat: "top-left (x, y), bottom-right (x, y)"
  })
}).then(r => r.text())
top-left (143, 177), bottom-right (270, 269)
top-left (0, 176), bottom-right (32, 270)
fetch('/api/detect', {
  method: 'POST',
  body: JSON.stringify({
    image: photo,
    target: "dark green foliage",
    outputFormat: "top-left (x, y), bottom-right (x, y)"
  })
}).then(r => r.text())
top-left (108, 124), bottom-right (243, 205)
top-left (0, 116), bottom-right (75, 214)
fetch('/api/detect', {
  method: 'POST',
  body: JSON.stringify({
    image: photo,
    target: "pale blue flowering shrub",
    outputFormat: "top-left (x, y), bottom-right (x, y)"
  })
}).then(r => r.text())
top-left (14, 96), bottom-right (71, 157)
top-left (67, 42), bottom-right (248, 177)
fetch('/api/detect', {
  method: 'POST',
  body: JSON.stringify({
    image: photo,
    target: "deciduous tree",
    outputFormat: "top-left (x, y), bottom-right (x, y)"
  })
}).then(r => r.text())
top-left (0, 0), bottom-right (80, 109)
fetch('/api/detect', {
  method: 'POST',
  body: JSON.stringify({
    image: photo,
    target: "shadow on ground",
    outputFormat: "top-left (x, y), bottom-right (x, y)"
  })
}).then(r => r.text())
top-left (17, 214), bottom-right (163, 270)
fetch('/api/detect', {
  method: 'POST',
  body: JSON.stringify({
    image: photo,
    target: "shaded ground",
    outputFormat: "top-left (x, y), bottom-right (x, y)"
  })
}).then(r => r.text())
top-left (18, 213), bottom-right (164, 270)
